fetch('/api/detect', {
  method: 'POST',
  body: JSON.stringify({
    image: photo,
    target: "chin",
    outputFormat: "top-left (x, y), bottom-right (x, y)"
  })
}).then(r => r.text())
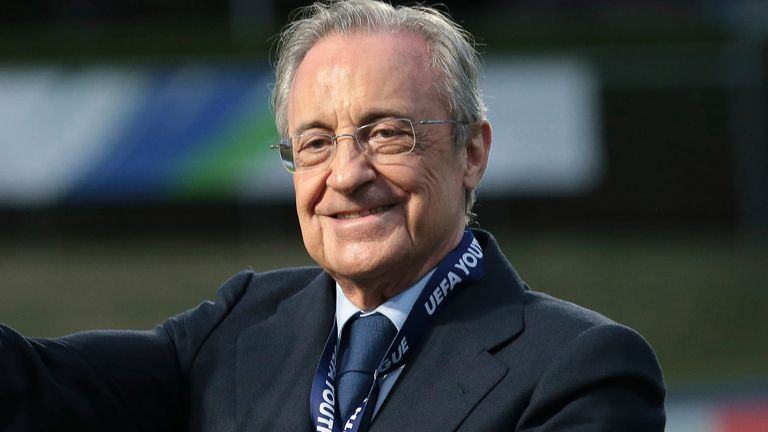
top-left (326, 244), bottom-right (404, 281)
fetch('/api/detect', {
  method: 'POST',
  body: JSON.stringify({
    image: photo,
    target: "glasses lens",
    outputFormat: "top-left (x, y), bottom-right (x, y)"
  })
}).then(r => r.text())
top-left (277, 141), bottom-right (295, 173)
top-left (293, 134), bottom-right (334, 170)
top-left (359, 119), bottom-right (416, 157)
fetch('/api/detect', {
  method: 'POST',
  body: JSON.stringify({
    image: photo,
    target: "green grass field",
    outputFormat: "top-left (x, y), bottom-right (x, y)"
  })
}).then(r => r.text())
top-left (2, 229), bottom-right (766, 388)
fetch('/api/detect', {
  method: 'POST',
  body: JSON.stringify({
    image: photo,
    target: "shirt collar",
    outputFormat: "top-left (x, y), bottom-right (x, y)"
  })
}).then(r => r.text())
top-left (335, 268), bottom-right (436, 337)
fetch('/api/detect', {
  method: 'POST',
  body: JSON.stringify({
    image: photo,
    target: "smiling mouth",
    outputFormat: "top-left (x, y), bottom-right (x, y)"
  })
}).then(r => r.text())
top-left (335, 205), bottom-right (394, 220)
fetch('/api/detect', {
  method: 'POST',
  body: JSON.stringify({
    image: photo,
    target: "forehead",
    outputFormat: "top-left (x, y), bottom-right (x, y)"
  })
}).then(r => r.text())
top-left (287, 31), bottom-right (446, 130)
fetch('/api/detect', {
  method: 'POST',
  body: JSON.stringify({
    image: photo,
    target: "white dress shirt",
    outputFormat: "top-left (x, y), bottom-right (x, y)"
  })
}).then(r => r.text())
top-left (334, 268), bottom-right (435, 416)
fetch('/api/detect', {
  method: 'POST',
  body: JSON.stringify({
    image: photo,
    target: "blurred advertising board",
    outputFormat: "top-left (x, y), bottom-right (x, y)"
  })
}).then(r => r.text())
top-left (0, 58), bottom-right (601, 206)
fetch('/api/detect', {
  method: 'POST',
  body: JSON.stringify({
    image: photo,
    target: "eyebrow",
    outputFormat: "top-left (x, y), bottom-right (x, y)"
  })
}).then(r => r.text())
top-left (294, 121), bottom-right (332, 136)
top-left (357, 109), bottom-right (410, 126)
top-left (292, 109), bottom-right (411, 136)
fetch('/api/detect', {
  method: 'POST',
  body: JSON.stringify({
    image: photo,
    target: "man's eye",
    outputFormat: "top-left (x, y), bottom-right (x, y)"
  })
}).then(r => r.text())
top-left (370, 128), bottom-right (406, 141)
top-left (299, 137), bottom-right (332, 152)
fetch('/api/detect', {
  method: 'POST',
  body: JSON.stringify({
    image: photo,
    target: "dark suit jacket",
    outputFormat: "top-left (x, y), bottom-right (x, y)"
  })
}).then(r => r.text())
top-left (0, 230), bottom-right (665, 431)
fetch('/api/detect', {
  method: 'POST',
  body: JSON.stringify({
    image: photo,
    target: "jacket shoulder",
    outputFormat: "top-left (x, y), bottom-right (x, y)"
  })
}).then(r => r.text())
top-left (164, 266), bottom-right (325, 371)
top-left (523, 290), bottom-right (616, 335)
top-left (212, 267), bottom-right (324, 306)
top-left (507, 289), bottom-right (661, 387)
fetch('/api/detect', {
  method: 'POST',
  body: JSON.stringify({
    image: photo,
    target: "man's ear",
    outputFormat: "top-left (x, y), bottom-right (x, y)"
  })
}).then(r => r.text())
top-left (463, 120), bottom-right (492, 190)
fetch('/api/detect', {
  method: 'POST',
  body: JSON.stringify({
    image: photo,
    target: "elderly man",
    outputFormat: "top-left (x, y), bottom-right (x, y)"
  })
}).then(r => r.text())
top-left (0, 0), bottom-right (665, 431)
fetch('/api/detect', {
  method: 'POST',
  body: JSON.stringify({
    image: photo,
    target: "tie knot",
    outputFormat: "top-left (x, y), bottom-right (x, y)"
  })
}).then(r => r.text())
top-left (341, 312), bottom-right (397, 373)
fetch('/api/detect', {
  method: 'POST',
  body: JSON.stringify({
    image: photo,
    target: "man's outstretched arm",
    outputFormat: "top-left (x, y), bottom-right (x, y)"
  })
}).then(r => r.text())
top-left (0, 324), bottom-right (187, 432)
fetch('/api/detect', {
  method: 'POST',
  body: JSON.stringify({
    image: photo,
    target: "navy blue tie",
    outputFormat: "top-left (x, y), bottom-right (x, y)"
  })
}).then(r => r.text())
top-left (337, 312), bottom-right (397, 422)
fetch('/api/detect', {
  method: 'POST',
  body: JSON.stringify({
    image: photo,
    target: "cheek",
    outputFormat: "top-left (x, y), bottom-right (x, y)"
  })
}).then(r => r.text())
top-left (396, 162), bottom-right (461, 218)
top-left (294, 173), bottom-right (324, 216)
top-left (294, 175), bottom-right (326, 262)
top-left (293, 174), bottom-right (327, 255)
top-left (415, 157), bottom-right (466, 214)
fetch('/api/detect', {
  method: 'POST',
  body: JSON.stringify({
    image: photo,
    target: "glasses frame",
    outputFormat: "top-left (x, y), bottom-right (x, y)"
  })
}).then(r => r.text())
top-left (270, 118), bottom-right (468, 173)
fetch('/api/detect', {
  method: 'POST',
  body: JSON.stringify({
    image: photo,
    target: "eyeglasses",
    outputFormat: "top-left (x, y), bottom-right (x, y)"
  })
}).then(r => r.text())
top-left (270, 118), bottom-right (468, 173)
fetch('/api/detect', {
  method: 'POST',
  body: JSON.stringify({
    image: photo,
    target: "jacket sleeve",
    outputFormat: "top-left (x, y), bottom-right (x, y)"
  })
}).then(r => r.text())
top-left (0, 270), bottom-right (254, 432)
top-left (518, 323), bottom-right (666, 431)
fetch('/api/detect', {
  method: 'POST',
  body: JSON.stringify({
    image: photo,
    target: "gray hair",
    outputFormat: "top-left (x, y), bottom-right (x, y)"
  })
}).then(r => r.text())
top-left (271, 0), bottom-right (487, 222)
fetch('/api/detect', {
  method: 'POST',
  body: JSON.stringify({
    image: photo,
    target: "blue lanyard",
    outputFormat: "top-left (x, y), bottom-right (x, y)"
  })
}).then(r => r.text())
top-left (309, 229), bottom-right (485, 432)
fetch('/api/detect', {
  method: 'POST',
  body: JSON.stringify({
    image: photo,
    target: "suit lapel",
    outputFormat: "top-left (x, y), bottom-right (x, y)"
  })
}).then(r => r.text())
top-left (371, 231), bottom-right (526, 431)
top-left (235, 271), bottom-right (335, 431)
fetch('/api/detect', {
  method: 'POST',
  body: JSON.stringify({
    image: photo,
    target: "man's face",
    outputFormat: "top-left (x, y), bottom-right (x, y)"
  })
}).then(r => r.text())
top-left (287, 31), bottom-right (483, 293)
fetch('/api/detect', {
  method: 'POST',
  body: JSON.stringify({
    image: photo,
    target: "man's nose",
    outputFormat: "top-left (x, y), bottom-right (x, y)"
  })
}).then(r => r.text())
top-left (325, 135), bottom-right (375, 193)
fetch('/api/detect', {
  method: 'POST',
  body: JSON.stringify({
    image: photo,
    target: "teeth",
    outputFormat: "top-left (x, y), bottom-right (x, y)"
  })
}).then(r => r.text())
top-left (336, 206), bottom-right (390, 219)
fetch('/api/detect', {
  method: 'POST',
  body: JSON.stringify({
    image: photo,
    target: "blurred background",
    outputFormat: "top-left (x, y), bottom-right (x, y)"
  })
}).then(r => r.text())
top-left (0, 0), bottom-right (766, 430)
